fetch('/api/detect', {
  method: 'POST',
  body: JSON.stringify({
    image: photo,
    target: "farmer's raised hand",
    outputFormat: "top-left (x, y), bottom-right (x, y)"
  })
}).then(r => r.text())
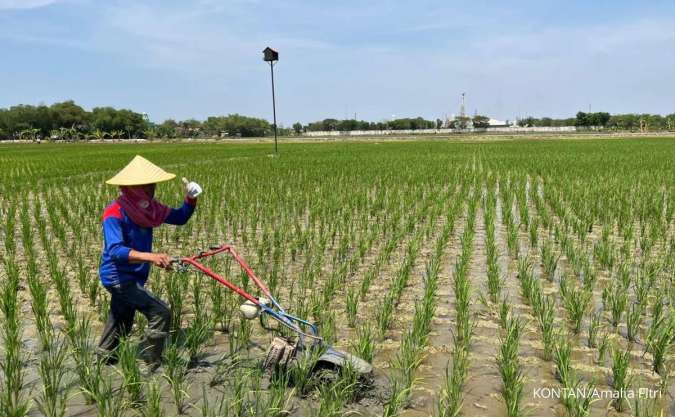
top-left (182, 177), bottom-right (203, 198)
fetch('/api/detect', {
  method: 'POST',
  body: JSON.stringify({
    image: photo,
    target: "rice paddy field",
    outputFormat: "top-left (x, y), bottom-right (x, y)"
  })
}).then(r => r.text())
top-left (0, 137), bottom-right (673, 417)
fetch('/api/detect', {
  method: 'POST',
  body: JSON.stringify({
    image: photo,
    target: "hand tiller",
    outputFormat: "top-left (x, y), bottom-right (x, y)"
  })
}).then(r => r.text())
top-left (173, 244), bottom-right (373, 377)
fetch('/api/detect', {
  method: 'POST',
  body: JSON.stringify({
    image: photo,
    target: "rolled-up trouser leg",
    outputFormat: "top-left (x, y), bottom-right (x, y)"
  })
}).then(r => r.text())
top-left (97, 284), bottom-right (136, 361)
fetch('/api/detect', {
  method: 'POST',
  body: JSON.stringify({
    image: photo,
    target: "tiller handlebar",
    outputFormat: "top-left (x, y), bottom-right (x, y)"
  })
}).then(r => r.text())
top-left (174, 244), bottom-right (322, 343)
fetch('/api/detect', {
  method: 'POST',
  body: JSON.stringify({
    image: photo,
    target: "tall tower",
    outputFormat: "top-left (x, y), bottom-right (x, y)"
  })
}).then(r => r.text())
top-left (459, 92), bottom-right (466, 118)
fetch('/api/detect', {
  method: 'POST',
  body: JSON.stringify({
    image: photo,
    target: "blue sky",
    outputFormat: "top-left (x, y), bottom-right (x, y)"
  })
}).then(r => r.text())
top-left (1, 0), bottom-right (673, 124)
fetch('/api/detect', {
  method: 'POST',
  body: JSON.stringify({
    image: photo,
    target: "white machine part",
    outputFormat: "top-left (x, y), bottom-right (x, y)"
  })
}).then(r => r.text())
top-left (239, 297), bottom-right (270, 319)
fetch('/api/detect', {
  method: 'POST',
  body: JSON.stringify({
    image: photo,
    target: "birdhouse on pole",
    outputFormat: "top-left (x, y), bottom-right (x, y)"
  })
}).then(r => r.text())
top-left (263, 47), bottom-right (279, 62)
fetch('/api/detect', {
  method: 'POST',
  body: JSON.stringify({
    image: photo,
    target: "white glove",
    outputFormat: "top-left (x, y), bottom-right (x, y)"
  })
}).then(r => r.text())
top-left (182, 177), bottom-right (203, 198)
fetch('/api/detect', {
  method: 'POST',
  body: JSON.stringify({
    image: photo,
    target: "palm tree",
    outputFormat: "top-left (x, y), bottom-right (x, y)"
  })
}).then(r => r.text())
top-left (90, 129), bottom-right (108, 141)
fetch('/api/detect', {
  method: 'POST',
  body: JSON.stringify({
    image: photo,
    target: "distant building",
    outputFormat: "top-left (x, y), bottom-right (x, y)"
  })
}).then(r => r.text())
top-left (488, 118), bottom-right (509, 127)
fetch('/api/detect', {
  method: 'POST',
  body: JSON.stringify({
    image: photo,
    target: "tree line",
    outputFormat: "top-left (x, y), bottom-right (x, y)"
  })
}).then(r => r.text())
top-left (0, 101), bottom-right (272, 140)
top-left (1, 100), bottom-right (673, 141)
top-left (518, 112), bottom-right (675, 130)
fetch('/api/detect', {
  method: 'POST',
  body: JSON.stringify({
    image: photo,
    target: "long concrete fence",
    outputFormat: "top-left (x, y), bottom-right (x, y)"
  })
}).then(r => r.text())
top-left (303, 126), bottom-right (577, 137)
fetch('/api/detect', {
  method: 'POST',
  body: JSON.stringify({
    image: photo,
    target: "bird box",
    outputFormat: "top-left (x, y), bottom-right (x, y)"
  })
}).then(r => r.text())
top-left (263, 47), bottom-right (279, 62)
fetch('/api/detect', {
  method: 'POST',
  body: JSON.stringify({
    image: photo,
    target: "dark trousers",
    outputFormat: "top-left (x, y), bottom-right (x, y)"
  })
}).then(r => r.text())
top-left (97, 280), bottom-right (171, 362)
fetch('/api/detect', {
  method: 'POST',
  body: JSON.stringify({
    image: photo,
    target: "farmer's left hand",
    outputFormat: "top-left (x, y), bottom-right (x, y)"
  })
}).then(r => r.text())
top-left (182, 177), bottom-right (203, 198)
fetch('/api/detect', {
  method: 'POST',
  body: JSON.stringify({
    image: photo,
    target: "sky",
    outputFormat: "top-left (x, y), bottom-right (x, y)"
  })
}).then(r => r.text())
top-left (1, 0), bottom-right (674, 125)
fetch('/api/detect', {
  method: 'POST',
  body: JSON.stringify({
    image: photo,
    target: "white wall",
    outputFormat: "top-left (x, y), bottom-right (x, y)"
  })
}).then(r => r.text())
top-left (303, 126), bottom-right (577, 137)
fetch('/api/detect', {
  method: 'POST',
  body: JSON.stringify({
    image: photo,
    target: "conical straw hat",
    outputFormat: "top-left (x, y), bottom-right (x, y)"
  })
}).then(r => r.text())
top-left (106, 155), bottom-right (176, 186)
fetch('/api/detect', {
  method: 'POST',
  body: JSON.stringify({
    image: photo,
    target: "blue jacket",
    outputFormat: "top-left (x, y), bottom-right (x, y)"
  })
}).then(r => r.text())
top-left (99, 198), bottom-right (196, 287)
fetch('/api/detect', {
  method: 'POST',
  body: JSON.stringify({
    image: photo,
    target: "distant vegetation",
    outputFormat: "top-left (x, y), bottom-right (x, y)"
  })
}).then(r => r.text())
top-left (0, 100), bottom-right (673, 141)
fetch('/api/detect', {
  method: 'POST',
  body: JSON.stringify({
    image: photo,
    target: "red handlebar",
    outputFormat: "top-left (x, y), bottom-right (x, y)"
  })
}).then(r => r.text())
top-left (178, 245), bottom-right (269, 305)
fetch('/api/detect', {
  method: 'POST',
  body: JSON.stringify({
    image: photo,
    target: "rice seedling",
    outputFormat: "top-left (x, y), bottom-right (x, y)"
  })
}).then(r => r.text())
top-left (345, 287), bottom-right (358, 328)
top-left (0, 258), bottom-right (31, 417)
top-left (561, 375), bottom-right (596, 417)
top-left (541, 240), bottom-right (559, 281)
top-left (162, 342), bottom-right (190, 414)
top-left (626, 302), bottom-right (644, 343)
top-left (80, 377), bottom-right (125, 417)
top-left (185, 311), bottom-right (213, 366)
top-left (118, 336), bottom-right (144, 406)
top-left (587, 310), bottom-right (602, 348)
top-left (140, 377), bottom-right (166, 417)
top-left (352, 323), bottom-right (375, 364)
top-left (610, 346), bottom-right (632, 411)
top-left (562, 288), bottom-right (591, 334)
top-left (437, 346), bottom-right (469, 417)
top-left (497, 317), bottom-right (524, 417)
top-left (645, 316), bottom-right (673, 375)
top-left (632, 395), bottom-right (665, 417)
top-left (383, 377), bottom-right (412, 417)
top-left (553, 334), bottom-right (573, 384)
top-left (35, 336), bottom-right (70, 417)
top-left (603, 283), bottom-right (628, 328)
top-left (537, 294), bottom-right (556, 361)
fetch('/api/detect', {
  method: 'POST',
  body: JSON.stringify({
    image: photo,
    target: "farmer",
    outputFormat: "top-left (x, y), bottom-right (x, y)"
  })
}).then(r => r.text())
top-left (97, 155), bottom-right (202, 367)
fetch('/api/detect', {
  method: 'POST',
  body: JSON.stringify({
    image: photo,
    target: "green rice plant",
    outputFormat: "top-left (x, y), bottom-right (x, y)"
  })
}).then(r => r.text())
top-left (198, 384), bottom-right (228, 417)
top-left (626, 302), bottom-right (644, 343)
top-left (392, 334), bottom-right (424, 393)
top-left (506, 223), bottom-right (519, 256)
top-left (35, 336), bottom-right (70, 417)
top-left (289, 345), bottom-right (325, 395)
top-left (553, 334), bottom-right (572, 384)
top-left (118, 336), bottom-right (144, 406)
top-left (529, 217), bottom-right (539, 248)
top-left (645, 316), bottom-right (673, 375)
top-left (263, 369), bottom-right (295, 417)
top-left (165, 272), bottom-right (186, 335)
top-left (314, 374), bottom-right (357, 417)
top-left (603, 283), bottom-right (628, 328)
top-left (81, 371), bottom-right (129, 417)
top-left (561, 375), bottom-right (596, 417)
top-left (0, 259), bottom-right (30, 417)
top-left (587, 310), bottom-right (602, 348)
top-left (140, 377), bottom-right (166, 417)
top-left (70, 317), bottom-right (103, 404)
top-left (162, 343), bottom-right (190, 414)
top-left (376, 296), bottom-right (395, 337)
top-left (597, 332), bottom-right (609, 365)
top-left (616, 261), bottom-right (632, 289)
top-left (437, 345), bottom-right (469, 417)
top-left (499, 298), bottom-right (510, 330)
top-left (185, 311), bottom-right (213, 366)
top-left (497, 317), bottom-right (524, 417)
top-left (537, 295), bottom-right (556, 361)
top-left (633, 273), bottom-right (652, 307)
top-left (26, 266), bottom-right (52, 350)
top-left (230, 316), bottom-right (252, 355)
top-left (632, 395), bottom-right (665, 417)
top-left (541, 240), bottom-right (559, 281)
top-left (611, 346), bottom-right (632, 412)
top-left (562, 288), bottom-right (591, 334)
top-left (352, 323), bottom-right (375, 364)
top-left (383, 377), bottom-right (412, 417)
top-left (345, 287), bottom-right (358, 328)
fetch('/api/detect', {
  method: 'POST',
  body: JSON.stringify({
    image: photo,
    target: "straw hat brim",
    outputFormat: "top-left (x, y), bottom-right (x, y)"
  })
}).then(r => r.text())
top-left (106, 155), bottom-right (176, 186)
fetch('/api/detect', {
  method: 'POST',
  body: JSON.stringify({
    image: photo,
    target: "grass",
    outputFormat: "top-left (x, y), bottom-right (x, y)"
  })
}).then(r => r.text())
top-left (610, 346), bottom-right (632, 412)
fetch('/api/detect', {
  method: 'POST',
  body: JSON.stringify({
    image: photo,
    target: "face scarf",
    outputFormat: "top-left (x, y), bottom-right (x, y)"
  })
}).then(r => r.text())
top-left (117, 185), bottom-right (171, 228)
